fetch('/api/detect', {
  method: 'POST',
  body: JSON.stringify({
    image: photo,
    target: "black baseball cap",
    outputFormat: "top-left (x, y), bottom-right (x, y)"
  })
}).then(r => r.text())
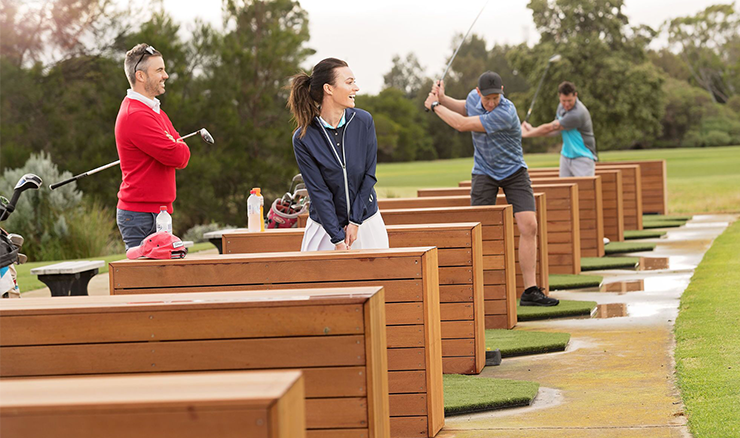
top-left (478, 71), bottom-right (504, 95)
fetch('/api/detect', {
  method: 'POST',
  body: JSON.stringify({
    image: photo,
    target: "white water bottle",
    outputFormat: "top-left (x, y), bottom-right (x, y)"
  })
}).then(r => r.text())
top-left (247, 188), bottom-right (264, 232)
top-left (156, 206), bottom-right (172, 233)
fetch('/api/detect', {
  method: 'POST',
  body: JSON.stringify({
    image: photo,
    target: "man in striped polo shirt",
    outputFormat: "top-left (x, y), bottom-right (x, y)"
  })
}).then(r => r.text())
top-left (424, 72), bottom-right (558, 307)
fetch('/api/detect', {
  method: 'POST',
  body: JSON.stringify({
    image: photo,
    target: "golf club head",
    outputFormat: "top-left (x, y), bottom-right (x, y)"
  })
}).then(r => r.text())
top-left (199, 128), bottom-right (215, 145)
top-left (14, 174), bottom-right (43, 192)
top-left (549, 54), bottom-right (562, 63)
top-left (293, 188), bottom-right (308, 198)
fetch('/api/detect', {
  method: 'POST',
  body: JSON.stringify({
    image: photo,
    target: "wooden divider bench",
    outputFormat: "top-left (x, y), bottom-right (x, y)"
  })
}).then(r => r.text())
top-left (105, 249), bottom-right (443, 438)
top-left (456, 177), bottom-right (605, 257)
top-left (597, 160), bottom-right (666, 215)
top-left (375, 194), bottom-right (548, 299)
top-left (381, 188), bottom-right (580, 275)
top-left (531, 171), bottom-right (623, 243)
top-left (0, 370), bottom-right (306, 438)
top-left (222, 223), bottom-right (485, 375)
top-left (526, 165), bottom-right (643, 231)
top-left (0, 288), bottom-right (391, 438)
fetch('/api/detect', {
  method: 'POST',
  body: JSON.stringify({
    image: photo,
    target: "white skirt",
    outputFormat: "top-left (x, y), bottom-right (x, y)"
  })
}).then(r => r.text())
top-left (301, 211), bottom-right (390, 251)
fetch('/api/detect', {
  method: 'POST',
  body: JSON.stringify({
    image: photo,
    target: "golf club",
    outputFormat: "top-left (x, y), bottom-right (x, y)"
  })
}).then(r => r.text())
top-left (0, 174), bottom-right (43, 221)
top-left (49, 128), bottom-right (214, 190)
top-left (426, 1), bottom-right (489, 112)
top-left (523, 54), bottom-right (562, 123)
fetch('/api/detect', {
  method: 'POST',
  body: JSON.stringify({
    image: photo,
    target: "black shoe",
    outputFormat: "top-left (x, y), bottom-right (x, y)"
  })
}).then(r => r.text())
top-left (520, 287), bottom-right (559, 307)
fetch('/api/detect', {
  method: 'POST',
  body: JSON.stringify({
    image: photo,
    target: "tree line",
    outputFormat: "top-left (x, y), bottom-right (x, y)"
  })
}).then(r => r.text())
top-left (1, 0), bottom-right (739, 248)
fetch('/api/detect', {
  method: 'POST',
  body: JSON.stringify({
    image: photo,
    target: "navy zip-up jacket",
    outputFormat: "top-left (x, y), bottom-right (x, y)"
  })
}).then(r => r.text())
top-left (292, 108), bottom-right (379, 244)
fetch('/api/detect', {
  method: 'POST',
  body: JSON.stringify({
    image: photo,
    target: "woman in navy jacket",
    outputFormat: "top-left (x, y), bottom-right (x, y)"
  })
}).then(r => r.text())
top-left (288, 58), bottom-right (388, 251)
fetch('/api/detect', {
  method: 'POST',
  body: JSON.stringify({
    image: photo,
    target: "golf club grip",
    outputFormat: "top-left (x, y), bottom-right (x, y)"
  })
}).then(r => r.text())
top-left (49, 174), bottom-right (86, 190)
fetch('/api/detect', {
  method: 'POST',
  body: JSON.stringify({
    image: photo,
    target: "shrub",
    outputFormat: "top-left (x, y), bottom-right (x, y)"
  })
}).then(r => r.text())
top-left (0, 153), bottom-right (121, 261)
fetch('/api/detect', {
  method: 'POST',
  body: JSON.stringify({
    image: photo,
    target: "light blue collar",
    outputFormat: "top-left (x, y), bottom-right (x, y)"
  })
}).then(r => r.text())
top-left (319, 110), bottom-right (346, 129)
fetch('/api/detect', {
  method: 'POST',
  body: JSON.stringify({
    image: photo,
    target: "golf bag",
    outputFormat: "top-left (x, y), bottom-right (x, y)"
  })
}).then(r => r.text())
top-left (266, 174), bottom-right (310, 229)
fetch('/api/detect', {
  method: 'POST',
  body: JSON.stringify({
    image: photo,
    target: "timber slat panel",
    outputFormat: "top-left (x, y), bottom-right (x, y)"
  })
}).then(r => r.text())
top-left (0, 371), bottom-right (306, 438)
top-left (0, 288), bottom-right (391, 437)
top-left (223, 224), bottom-right (485, 375)
top-left (106, 249), bottom-right (442, 438)
top-left (378, 206), bottom-right (517, 330)
top-left (597, 160), bottom-right (666, 215)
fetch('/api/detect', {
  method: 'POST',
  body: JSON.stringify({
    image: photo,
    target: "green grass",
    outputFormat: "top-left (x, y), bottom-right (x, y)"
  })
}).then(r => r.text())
top-left (376, 146), bottom-right (740, 214)
top-left (581, 256), bottom-right (640, 271)
top-left (517, 300), bottom-right (597, 321)
top-left (443, 374), bottom-right (539, 415)
top-left (549, 273), bottom-right (603, 290)
top-left (604, 241), bottom-right (656, 255)
top-left (486, 329), bottom-right (571, 357)
top-left (675, 220), bottom-right (740, 437)
top-left (16, 242), bottom-right (216, 293)
top-left (624, 229), bottom-right (666, 240)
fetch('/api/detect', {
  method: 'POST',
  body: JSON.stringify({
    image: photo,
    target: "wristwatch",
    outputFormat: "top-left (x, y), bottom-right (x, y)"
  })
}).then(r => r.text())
top-left (431, 101), bottom-right (440, 113)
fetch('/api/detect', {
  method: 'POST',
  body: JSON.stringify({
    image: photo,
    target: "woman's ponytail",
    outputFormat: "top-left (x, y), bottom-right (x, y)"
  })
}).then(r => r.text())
top-left (287, 58), bottom-right (348, 138)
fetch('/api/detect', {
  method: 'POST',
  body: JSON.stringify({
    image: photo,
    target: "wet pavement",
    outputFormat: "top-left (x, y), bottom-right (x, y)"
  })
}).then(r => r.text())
top-left (438, 214), bottom-right (736, 438)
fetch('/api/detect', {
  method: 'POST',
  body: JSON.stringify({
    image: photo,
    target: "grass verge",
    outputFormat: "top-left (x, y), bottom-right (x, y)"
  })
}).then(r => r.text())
top-left (675, 220), bottom-right (740, 437)
top-left (444, 374), bottom-right (539, 416)
top-left (549, 273), bottom-right (603, 290)
top-left (624, 229), bottom-right (666, 240)
top-left (581, 256), bottom-right (640, 271)
top-left (16, 242), bottom-right (215, 293)
top-left (604, 241), bottom-right (656, 254)
top-left (517, 300), bottom-right (597, 321)
top-left (486, 329), bottom-right (570, 357)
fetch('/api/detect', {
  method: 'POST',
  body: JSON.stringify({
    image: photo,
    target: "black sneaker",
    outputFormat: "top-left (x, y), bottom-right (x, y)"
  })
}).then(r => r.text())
top-left (520, 287), bottom-right (559, 307)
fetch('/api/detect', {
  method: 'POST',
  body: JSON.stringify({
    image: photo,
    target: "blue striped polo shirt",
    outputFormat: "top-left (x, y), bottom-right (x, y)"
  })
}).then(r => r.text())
top-left (465, 90), bottom-right (527, 180)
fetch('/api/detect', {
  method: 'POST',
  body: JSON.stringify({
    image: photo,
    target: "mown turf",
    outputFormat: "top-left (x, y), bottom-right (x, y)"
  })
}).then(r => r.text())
top-left (517, 300), bottom-right (597, 321)
top-left (486, 329), bottom-right (571, 357)
top-left (604, 241), bottom-right (656, 254)
top-left (624, 229), bottom-right (666, 240)
top-left (444, 374), bottom-right (539, 416)
top-left (549, 273), bottom-right (603, 290)
top-left (675, 220), bottom-right (740, 437)
top-left (581, 256), bottom-right (640, 271)
top-left (16, 242), bottom-right (216, 293)
top-left (376, 147), bottom-right (740, 213)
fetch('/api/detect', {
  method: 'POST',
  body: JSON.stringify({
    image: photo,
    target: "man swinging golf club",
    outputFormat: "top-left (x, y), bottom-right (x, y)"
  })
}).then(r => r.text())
top-left (424, 73), bottom-right (558, 307)
top-left (115, 44), bottom-right (191, 249)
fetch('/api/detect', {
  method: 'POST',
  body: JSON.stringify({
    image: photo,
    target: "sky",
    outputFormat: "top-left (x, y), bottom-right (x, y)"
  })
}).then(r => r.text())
top-left (157, 0), bottom-right (731, 94)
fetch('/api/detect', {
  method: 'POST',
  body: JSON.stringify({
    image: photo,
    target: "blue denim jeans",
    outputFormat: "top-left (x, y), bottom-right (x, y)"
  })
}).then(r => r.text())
top-left (117, 209), bottom-right (157, 250)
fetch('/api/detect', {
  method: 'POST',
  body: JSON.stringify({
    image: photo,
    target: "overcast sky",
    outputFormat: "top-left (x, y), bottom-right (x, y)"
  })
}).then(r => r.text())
top-left (156, 0), bottom-right (730, 94)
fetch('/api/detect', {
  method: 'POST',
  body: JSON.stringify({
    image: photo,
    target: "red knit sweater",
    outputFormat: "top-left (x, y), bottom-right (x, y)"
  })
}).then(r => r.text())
top-left (115, 98), bottom-right (190, 213)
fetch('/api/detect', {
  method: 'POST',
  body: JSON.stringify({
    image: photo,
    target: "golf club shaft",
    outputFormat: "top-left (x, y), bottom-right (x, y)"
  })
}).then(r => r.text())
top-left (524, 61), bottom-right (553, 123)
top-left (426, 1), bottom-right (489, 112)
top-left (49, 131), bottom-right (200, 190)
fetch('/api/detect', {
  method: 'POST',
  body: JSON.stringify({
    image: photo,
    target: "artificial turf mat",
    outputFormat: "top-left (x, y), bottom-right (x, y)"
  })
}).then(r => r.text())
top-left (581, 256), bottom-right (640, 271)
top-left (624, 229), bottom-right (666, 240)
top-left (486, 329), bottom-right (571, 357)
top-left (549, 273), bottom-right (603, 290)
top-left (517, 300), bottom-right (597, 321)
top-left (604, 241), bottom-right (656, 254)
top-left (675, 220), bottom-right (740, 437)
top-left (443, 374), bottom-right (539, 415)
top-left (643, 215), bottom-right (692, 229)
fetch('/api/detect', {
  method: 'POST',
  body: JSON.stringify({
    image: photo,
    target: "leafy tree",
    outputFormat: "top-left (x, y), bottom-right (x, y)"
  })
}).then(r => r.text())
top-left (666, 3), bottom-right (740, 103)
top-left (509, 0), bottom-right (666, 150)
top-left (383, 53), bottom-right (427, 99)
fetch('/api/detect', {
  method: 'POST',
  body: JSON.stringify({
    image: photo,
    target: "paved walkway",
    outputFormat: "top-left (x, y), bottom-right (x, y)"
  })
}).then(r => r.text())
top-left (439, 214), bottom-right (736, 438)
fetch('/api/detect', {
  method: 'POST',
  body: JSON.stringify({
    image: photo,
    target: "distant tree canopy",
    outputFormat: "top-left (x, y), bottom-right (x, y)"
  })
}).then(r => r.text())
top-left (1, 0), bottom-right (739, 239)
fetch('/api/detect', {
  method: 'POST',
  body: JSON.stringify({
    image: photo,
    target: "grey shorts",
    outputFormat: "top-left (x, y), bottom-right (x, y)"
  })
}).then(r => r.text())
top-left (560, 156), bottom-right (595, 177)
top-left (470, 167), bottom-right (536, 213)
top-left (117, 209), bottom-right (157, 250)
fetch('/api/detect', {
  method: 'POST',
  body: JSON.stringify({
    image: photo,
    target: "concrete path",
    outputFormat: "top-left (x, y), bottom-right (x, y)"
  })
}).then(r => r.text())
top-left (439, 214), bottom-right (736, 438)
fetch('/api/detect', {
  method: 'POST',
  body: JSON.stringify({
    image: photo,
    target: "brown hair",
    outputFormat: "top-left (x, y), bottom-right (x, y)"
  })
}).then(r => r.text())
top-left (558, 81), bottom-right (577, 95)
top-left (287, 58), bottom-right (348, 138)
top-left (124, 43), bottom-right (162, 87)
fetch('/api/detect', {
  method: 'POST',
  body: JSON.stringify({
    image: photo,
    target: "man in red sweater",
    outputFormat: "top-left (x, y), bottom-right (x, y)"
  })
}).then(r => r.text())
top-left (115, 44), bottom-right (190, 249)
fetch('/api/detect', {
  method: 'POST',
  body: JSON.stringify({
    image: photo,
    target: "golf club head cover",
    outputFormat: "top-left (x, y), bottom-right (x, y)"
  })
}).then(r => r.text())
top-left (126, 231), bottom-right (188, 260)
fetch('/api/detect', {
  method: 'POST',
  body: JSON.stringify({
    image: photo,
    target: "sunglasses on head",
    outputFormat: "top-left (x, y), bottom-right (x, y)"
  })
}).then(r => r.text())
top-left (133, 46), bottom-right (157, 73)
